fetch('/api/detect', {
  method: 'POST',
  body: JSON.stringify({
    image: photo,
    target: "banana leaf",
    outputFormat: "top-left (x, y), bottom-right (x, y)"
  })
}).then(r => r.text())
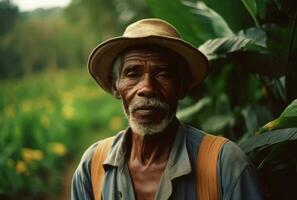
top-left (257, 99), bottom-right (297, 133)
top-left (202, 0), bottom-right (254, 31)
top-left (198, 26), bottom-right (288, 76)
top-left (198, 27), bottom-right (266, 60)
top-left (239, 128), bottom-right (297, 153)
top-left (146, 0), bottom-right (233, 46)
top-left (177, 97), bottom-right (211, 120)
top-left (241, 0), bottom-right (260, 26)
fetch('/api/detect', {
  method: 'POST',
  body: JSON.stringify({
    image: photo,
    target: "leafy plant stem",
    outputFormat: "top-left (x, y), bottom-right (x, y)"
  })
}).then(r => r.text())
top-left (241, 0), bottom-right (260, 27)
top-left (287, 10), bottom-right (297, 64)
top-left (257, 144), bottom-right (282, 169)
top-left (286, 10), bottom-right (297, 102)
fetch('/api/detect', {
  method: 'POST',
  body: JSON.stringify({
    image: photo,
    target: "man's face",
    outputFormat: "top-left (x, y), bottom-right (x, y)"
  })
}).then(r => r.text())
top-left (114, 48), bottom-right (183, 136)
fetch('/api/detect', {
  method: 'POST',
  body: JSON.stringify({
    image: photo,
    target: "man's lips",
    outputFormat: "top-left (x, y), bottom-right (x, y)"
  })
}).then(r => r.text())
top-left (134, 109), bottom-right (158, 115)
top-left (132, 106), bottom-right (160, 113)
top-left (132, 106), bottom-right (164, 117)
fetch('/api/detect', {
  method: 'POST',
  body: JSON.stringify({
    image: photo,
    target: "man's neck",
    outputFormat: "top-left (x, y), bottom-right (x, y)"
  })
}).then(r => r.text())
top-left (129, 119), bottom-right (179, 167)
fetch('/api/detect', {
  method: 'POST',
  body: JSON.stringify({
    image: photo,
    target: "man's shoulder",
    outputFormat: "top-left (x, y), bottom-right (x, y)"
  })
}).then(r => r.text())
top-left (182, 123), bottom-right (206, 152)
top-left (219, 140), bottom-right (250, 180)
top-left (71, 132), bottom-right (125, 199)
top-left (183, 124), bottom-right (246, 158)
top-left (183, 124), bottom-right (205, 141)
top-left (183, 123), bottom-right (249, 168)
top-left (79, 131), bottom-right (124, 164)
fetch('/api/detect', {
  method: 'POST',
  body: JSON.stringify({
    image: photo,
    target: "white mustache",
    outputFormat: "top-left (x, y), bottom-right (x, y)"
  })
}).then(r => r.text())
top-left (129, 98), bottom-right (170, 113)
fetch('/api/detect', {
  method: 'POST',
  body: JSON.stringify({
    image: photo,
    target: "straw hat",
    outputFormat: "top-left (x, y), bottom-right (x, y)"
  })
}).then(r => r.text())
top-left (88, 18), bottom-right (208, 94)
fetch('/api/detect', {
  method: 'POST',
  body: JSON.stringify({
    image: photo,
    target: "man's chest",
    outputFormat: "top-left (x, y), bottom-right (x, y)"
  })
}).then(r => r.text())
top-left (102, 164), bottom-right (196, 200)
top-left (128, 162), bottom-right (167, 200)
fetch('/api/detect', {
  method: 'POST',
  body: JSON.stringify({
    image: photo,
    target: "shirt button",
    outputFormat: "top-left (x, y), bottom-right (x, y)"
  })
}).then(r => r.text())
top-left (117, 191), bottom-right (122, 198)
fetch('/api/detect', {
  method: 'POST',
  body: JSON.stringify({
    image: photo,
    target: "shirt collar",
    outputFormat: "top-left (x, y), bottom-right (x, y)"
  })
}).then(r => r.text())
top-left (103, 122), bottom-right (192, 178)
top-left (155, 123), bottom-right (192, 200)
top-left (164, 123), bottom-right (192, 179)
top-left (103, 129), bottom-right (129, 168)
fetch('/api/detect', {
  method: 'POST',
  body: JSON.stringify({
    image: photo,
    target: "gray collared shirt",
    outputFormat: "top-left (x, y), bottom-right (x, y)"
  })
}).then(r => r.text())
top-left (72, 123), bottom-right (263, 200)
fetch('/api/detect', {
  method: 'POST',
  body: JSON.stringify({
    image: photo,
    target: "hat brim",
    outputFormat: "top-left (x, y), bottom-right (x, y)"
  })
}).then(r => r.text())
top-left (88, 35), bottom-right (209, 94)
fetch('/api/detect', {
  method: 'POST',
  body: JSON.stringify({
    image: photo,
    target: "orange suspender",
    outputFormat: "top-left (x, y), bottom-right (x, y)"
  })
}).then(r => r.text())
top-left (196, 134), bottom-right (228, 200)
top-left (91, 137), bottom-right (115, 200)
top-left (91, 134), bottom-right (228, 200)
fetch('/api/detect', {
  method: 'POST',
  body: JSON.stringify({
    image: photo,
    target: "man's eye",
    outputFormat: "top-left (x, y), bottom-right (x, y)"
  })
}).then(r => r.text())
top-left (126, 70), bottom-right (140, 78)
top-left (156, 71), bottom-right (171, 78)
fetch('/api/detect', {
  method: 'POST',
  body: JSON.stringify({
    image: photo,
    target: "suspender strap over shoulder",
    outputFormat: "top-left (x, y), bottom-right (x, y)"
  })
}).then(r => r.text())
top-left (91, 136), bottom-right (115, 200)
top-left (196, 134), bottom-right (228, 200)
top-left (91, 134), bottom-right (228, 200)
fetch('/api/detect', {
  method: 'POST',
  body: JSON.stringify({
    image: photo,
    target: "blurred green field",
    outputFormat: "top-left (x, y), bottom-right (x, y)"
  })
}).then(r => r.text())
top-left (0, 68), bottom-right (127, 199)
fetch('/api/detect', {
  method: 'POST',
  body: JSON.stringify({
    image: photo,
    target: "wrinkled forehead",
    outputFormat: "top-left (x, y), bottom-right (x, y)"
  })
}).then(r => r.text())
top-left (119, 45), bottom-right (185, 69)
top-left (123, 51), bottom-right (170, 67)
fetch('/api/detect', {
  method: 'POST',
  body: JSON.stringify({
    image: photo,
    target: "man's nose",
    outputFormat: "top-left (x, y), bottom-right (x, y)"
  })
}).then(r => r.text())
top-left (136, 74), bottom-right (157, 97)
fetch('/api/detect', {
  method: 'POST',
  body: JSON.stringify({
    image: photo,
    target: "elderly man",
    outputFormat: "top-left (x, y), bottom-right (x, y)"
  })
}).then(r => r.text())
top-left (71, 18), bottom-right (262, 200)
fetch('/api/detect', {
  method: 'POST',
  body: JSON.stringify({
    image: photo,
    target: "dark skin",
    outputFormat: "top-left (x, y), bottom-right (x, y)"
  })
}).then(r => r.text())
top-left (128, 120), bottom-right (179, 200)
top-left (113, 48), bottom-right (185, 200)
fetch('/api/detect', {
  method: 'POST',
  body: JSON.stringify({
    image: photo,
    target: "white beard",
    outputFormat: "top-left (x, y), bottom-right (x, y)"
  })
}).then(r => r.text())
top-left (128, 112), bottom-right (174, 136)
top-left (123, 98), bottom-right (175, 136)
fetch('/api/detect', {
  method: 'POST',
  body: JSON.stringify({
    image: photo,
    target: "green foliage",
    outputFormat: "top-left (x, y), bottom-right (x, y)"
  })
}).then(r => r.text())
top-left (0, 8), bottom-right (86, 78)
top-left (0, 69), bottom-right (127, 199)
top-left (0, 0), bottom-right (19, 36)
top-left (0, 0), bottom-right (20, 78)
top-left (146, 0), bottom-right (233, 46)
top-left (65, 0), bottom-right (151, 39)
top-left (198, 27), bottom-right (266, 60)
top-left (240, 127), bottom-right (297, 153)
top-left (0, 0), bottom-right (151, 79)
top-left (241, 0), bottom-right (260, 26)
top-left (177, 97), bottom-right (211, 120)
top-left (202, 0), bottom-right (254, 31)
top-left (239, 100), bottom-right (297, 199)
top-left (257, 99), bottom-right (297, 133)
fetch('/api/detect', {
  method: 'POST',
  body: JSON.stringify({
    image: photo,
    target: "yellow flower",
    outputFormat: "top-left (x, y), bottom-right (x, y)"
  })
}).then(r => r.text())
top-left (22, 148), bottom-right (44, 162)
top-left (36, 97), bottom-right (54, 113)
top-left (62, 104), bottom-right (75, 119)
top-left (109, 116), bottom-right (123, 131)
top-left (48, 142), bottom-right (67, 156)
top-left (16, 160), bottom-right (27, 174)
top-left (20, 100), bottom-right (33, 112)
top-left (60, 92), bottom-right (75, 104)
top-left (76, 86), bottom-right (101, 100)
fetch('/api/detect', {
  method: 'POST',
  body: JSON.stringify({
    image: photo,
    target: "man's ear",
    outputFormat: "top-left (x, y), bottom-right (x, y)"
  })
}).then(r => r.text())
top-left (111, 82), bottom-right (121, 99)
